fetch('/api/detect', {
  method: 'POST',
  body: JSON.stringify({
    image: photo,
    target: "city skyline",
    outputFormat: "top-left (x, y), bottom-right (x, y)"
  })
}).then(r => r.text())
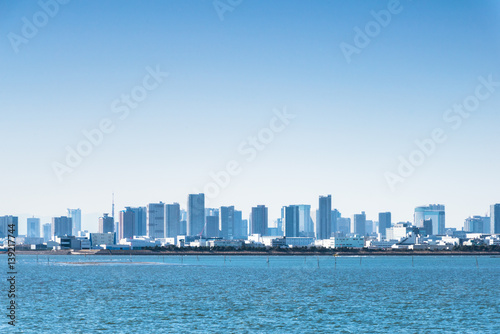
top-left (1, 1), bottom-right (500, 236)
top-left (5, 192), bottom-right (500, 236)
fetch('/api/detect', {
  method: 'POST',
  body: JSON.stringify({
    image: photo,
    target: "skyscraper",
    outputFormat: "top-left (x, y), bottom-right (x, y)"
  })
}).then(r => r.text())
top-left (491, 204), bottom-right (500, 234)
top-left (52, 216), bottom-right (72, 238)
top-left (119, 208), bottom-right (135, 239)
top-left (297, 204), bottom-right (314, 237)
top-left (187, 194), bottom-right (205, 237)
top-left (27, 217), bottom-right (41, 238)
top-left (352, 212), bottom-right (366, 236)
top-left (147, 203), bottom-right (165, 238)
top-left (464, 216), bottom-right (490, 234)
top-left (414, 204), bottom-right (445, 235)
top-left (331, 209), bottom-right (340, 235)
top-left (0, 216), bottom-right (18, 238)
top-left (220, 206), bottom-right (235, 239)
top-left (378, 212), bottom-right (392, 237)
top-left (283, 205), bottom-right (300, 237)
top-left (165, 203), bottom-right (180, 238)
top-left (316, 195), bottom-right (332, 240)
top-left (205, 210), bottom-right (219, 238)
top-left (233, 210), bottom-right (243, 238)
top-left (127, 207), bottom-right (147, 237)
top-left (337, 217), bottom-right (351, 236)
top-left (98, 213), bottom-right (114, 234)
top-left (250, 205), bottom-right (268, 236)
top-left (42, 223), bottom-right (51, 242)
top-left (67, 208), bottom-right (82, 236)
top-left (241, 219), bottom-right (249, 237)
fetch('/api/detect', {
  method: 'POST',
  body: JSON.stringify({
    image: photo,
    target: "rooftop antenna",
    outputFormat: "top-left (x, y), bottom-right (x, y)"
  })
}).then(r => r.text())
top-left (112, 192), bottom-right (115, 219)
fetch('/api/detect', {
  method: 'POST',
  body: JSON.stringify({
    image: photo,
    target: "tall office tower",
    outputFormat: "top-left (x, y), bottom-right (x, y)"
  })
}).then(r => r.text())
top-left (365, 220), bottom-right (375, 234)
top-left (115, 221), bottom-right (120, 240)
top-left (220, 206), bottom-right (235, 239)
top-left (127, 207), bottom-right (147, 237)
top-left (188, 194), bottom-right (205, 237)
top-left (180, 209), bottom-right (187, 221)
top-left (283, 205), bottom-right (300, 237)
top-left (98, 213), bottom-right (114, 234)
top-left (233, 210), bottom-right (243, 238)
top-left (27, 217), bottom-right (41, 238)
top-left (179, 220), bottom-right (187, 236)
top-left (463, 216), bottom-right (489, 233)
top-left (147, 203), bottom-right (165, 239)
top-left (119, 208), bottom-right (135, 239)
top-left (316, 195), bottom-right (332, 240)
top-left (242, 219), bottom-right (249, 237)
top-left (52, 216), bottom-right (72, 238)
top-left (67, 208), bottom-right (82, 236)
top-left (165, 203), bottom-right (181, 238)
top-left (331, 209), bottom-right (340, 235)
top-left (0, 216), bottom-right (19, 238)
top-left (352, 212), bottom-right (366, 236)
top-left (296, 205), bottom-right (314, 237)
top-left (491, 204), bottom-right (500, 234)
top-left (378, 212), bottom-right (392, 238)
top-left (205, 215), bottom-right (219, 238)
top-left (276, 218), bottom-right (283, 236)
top-left (414, 204), bottom-right (446, 235)
top-left (423, 219), bottom-right (433, 236)
top-left (42, 223), bottom-right (51, 242)
top-left (251, 205), bottom-right (268, 236)
top-left (337, 217), bottom-right (351, 236)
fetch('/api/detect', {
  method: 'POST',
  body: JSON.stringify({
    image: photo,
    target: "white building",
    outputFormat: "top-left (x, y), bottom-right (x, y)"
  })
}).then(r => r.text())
top-left (89, 232), bottom-right (116, 249)
top-left (316, 237), bottom-right (364, 249)
top-left (118, 237), bottom-right (160, 249)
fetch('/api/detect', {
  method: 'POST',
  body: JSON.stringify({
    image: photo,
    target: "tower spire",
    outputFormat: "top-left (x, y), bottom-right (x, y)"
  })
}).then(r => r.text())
top-left (112, 192), bottom-right (115, 219)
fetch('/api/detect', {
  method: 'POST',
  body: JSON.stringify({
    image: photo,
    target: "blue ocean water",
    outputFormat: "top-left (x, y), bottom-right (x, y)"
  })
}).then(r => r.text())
top-left (1, 255), bottom-right (499, 333)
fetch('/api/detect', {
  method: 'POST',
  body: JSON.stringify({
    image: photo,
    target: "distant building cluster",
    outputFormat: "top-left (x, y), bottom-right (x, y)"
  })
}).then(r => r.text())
top-left (1, 197), bottom-right (500, 251)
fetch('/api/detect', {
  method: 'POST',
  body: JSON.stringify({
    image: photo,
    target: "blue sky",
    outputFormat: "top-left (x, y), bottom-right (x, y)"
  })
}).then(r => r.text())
top-left (1, 0), bottom-right (499, 233)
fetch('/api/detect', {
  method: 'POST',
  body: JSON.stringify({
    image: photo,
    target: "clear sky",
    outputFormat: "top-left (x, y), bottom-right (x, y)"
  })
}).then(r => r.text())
top-left (1, 0), bottom-right (500, 234)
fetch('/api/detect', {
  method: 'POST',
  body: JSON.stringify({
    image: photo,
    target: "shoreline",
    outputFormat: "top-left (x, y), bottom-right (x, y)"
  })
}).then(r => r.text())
top-left (10, 250), bottom-right (500, 257)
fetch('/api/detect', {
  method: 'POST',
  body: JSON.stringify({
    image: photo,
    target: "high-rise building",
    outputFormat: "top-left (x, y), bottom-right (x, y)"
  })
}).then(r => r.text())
top-left (188, 194), bottom-right (205, 236)
top-left (250, 205), bottom-right (268, 236)
top-left (119, 208), bottom-right (135, 239)
top-left (179, 209), bottom-right (188, 236)
top-left (179, 220), bottom-right (187, 236)
top-left (423, 219), bottom-right (433, 236)
top-left (352, 212), bottom-right (366, 236)
top-left (297, 205), bottom-right (314, 237)
top-left (316, 195), bottom-right (332, 240)
top-left (365, 220), bottom-right (375, 234)
top-left (165, 203), bottom-right (181, 238)
top-left (491, 204), bottom-right (500, 234)
top-left (127, 207), bottom-right (147, 237)
top-left (241, 219), bottom-right (249, 237)
top-left (220, 206), bottom-right (235, 239)
top-left (42, 223), bottom-right (51, 242)
top-left (414, 204), bottom-right (445, 235)
top-left (0, 216), bottom-right (18, 238)
top-left (98, 213), bottom-right (114, 234)
top-left (464, 216), bottom-right (490, 234)
top-left (52, 216), bottom-right (72, 238)
top-left (337, 217), bottom-right (351, 236)
top-left (147, 203), bottom-right (165, 239)
top-left (233, 210), bottom-right (243, 238)
top-left (283, 205), bottom-right (300, 237)
top-left (378, 212), bottom-right (391, 237)
top-left (205, 212), bottom-right (219, 238)
top-left (27, 217), bottom-right (41, 238)
top-left (67, 208), bottom-right (81, 236)
top-left (331, 209), bottom-right (340, 235)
